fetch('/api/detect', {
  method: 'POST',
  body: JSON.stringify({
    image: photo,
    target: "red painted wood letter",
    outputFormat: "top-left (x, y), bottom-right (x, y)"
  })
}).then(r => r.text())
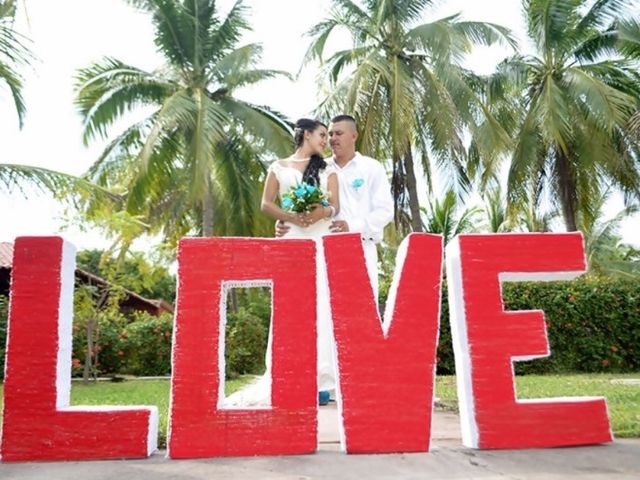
top-left (446, 233), bottom-right (612, 449)
top-left (323, 233), bottom-right (444, 453)
top-left (1, 237), bottom-right (157, 462)
top-left (168, 238), bottom-right (317, 458)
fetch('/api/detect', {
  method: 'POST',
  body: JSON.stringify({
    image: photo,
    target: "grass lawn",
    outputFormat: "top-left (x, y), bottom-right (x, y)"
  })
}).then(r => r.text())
top-left (435, 373), bottom-right (640, 438)
top-left (0, 376), bottom-right (253, 448)
top-left (0, 373), bottom-right (638, 447)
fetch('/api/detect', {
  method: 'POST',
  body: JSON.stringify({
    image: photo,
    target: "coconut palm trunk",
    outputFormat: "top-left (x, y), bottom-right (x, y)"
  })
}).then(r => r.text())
top-left (202, 176), bottom-right (215, 237)
top-left (404, 145), bottom-right (423, 232)
top-left (555, 148), bottom-right (578, 232)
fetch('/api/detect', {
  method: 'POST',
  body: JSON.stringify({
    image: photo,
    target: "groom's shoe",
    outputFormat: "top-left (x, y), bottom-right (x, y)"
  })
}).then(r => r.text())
top-left (318, 390), bottom-right (330, 406)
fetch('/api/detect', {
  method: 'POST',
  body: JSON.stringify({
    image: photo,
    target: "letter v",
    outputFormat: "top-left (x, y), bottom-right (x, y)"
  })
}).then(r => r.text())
top-left (322, 233), bottom-right (443, 454)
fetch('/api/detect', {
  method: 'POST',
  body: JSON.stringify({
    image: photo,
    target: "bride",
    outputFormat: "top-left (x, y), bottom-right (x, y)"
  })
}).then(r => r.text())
top-left (223, 118), bottom-right (340, 407)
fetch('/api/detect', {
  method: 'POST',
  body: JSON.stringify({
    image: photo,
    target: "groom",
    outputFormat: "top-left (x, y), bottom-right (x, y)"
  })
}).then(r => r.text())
top-left (276, 114), bottom-right (394, 291)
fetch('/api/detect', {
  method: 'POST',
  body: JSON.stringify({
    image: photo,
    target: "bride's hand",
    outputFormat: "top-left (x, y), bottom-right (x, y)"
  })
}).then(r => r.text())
top-left (304, 204), bottom-right (328, 225)
top-left (288, 212), bottom-right (309, 228)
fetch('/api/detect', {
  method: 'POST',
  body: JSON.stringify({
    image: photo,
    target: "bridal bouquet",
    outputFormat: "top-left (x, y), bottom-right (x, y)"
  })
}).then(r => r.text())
top-left (281, 182), bottom-right (329, 213)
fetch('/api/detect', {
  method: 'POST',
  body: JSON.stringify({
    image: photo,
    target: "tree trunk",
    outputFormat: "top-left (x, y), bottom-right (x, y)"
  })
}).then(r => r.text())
top-left (82, 316), bottom-right (95, 384)
top-left (404, 146), bottom-right (424, 232)
top-left (391, 154), bottom-right (410, 235)
top-left (202, 175), bottom-right (214, 237)
top-left (82, 288), bottom-right (109, 384)
top-left (230, 289), bottom-right (239, 314)
top-left (555, 148), bottom-right (578, 232)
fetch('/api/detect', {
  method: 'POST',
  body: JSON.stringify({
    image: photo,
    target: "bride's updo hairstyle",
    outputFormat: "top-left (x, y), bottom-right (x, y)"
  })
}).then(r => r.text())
top-left (294, 118), bottom-right (327, 186)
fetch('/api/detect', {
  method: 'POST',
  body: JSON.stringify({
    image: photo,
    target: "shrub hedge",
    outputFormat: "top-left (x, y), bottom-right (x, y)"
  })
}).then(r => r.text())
top-left (1, 276), bottom-right (638, 379)
top-left (435, 278), bottom-right (640, 375)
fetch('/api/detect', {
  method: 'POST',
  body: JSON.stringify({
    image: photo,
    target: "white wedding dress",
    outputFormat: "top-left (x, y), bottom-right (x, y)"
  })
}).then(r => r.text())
top-left (223, 162), bottom-right (338, 407)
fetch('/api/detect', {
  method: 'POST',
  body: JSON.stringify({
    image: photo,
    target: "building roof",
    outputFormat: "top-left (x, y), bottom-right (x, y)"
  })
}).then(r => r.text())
top-left (0, 241), bottom-right (173, 315)
top-left (0, 242), bottom-right (13, 268)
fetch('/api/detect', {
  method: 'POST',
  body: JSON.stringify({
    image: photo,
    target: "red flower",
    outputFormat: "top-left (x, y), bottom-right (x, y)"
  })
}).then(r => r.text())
top-left (602, 359), bottom-right (610, 367)
top-left (611, 345), bottom-right (618, 353)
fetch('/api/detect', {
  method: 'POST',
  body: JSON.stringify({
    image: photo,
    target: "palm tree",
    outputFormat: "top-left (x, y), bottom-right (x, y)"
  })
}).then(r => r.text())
top-left (305, 0), bottom-right (515, 234)
top-left (482, 182), bottom-right (512, 233)
top-left (517, 201), bottom-right (558, 233)
top-left (75, 0), bottom-right (293, 241)
top-left (422, 190), bottom-right (481, 245)
top-left (485, 0), bottom-right (640, 232)
top-left (579, 190), bottom-right (639, 278)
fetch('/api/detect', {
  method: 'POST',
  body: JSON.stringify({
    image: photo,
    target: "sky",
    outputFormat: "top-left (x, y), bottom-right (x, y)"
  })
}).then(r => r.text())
top-left (1, 0), bottom-right (638, 251)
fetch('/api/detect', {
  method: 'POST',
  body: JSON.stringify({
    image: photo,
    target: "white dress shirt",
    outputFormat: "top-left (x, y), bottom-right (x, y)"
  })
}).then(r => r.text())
top-left (327, 152), bottom-right (394, 243)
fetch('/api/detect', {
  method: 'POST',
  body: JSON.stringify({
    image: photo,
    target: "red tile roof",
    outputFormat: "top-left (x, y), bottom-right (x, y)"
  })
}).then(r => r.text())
top-left (0, 241), bottom-right (173, 315)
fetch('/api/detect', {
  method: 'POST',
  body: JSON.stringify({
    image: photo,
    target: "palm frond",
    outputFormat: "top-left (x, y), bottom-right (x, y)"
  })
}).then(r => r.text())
top-left (0, 59), bottom-right (26, 127)
top-left (75, 57), bottom-right (176, 143)
top-left (525, 0), bottom-right (582, 55)
top-left (0, 16), bottom-right (34, 127)
top-left (205, 0), bottom-right (250, 64)
top-left (565, 66), bottom-right (636, 130)
top-left (617, 17), bottom-right (640, 59)
top-left (0, 163), bottom-right (120, 204)
top-left (577, 0), bottom-right (634, 33)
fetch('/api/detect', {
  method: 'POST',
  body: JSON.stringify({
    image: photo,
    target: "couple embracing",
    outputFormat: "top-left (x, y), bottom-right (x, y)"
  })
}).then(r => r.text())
top-left (225, 115), bottom-right (394, 407)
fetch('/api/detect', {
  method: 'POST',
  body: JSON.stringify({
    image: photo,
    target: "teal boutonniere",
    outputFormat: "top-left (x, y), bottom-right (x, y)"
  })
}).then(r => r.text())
top-left (351, 178), bottom-right (364, 190)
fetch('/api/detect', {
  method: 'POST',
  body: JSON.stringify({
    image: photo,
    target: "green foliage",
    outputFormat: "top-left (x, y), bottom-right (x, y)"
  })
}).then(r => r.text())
top-left (72, 292), bottom-right (127, 377)
top-left (225, 307), bottom-right (268, 379)
top-left (6, 269), bottom-right (638, 383)
top-left (422, 190), bottom-right (482, 244)
top-left (0, 0), bottom-right (32, 127)
top-left (436, 277), bottom-right (640, 375)
top-left (93, 315), bottom-right (127, 375)
top-left (77, 248), bottom-right (176, 302)
top-left (71, 282), bottom-right (128, 378)
top-left (119, 312), bottom-right (173, 376)
top-left (578, 194), bottom-right (640, 279)
top-left (70, 285), bottom-right (271, 378)
top-left (1, 1), bottom-right (112, 203)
